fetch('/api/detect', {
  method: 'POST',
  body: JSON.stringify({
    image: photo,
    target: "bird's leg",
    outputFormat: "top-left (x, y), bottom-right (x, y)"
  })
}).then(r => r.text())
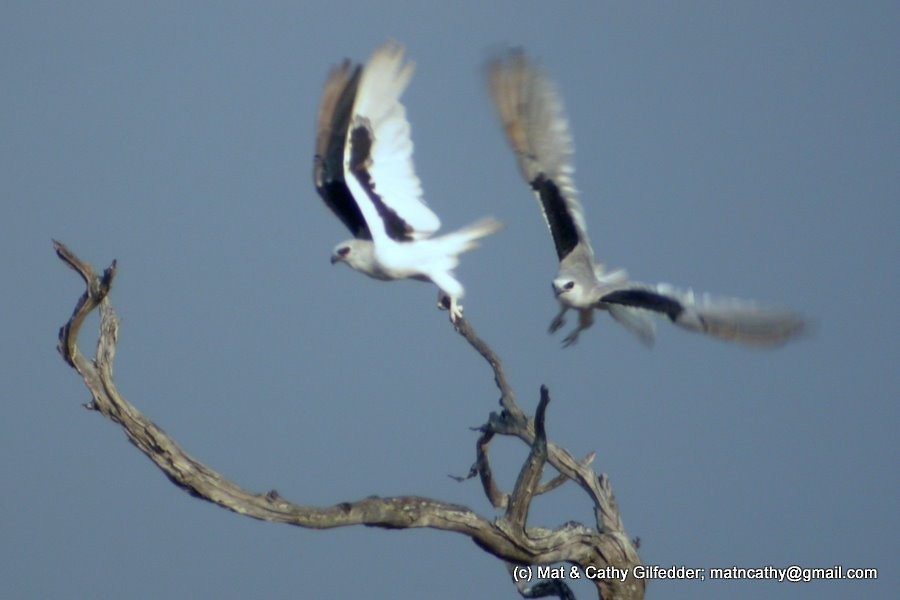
top-left (562, 309), bottom-right (594, 348)
top-left (548, 305), bottom-right (568, 334)
top-left (437, 290), bottom-right (451, 311)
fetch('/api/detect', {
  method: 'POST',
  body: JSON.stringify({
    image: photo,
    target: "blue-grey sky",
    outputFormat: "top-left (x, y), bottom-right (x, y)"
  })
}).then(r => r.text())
top-left (3, 2), bottom-right (897, 598)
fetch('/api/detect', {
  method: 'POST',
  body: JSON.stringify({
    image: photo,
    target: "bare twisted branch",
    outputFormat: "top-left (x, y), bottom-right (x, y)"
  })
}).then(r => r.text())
top-left (55, 241), bottom-right (643, 599)
top-left (452, 308), bottom-right (644, 599)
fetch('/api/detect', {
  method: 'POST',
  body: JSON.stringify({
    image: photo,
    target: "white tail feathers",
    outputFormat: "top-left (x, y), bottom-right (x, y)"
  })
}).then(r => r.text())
top-left (441, 217), bottom-right (504, 256)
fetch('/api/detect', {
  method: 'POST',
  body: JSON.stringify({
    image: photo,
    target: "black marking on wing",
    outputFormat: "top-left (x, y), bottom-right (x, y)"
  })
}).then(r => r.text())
top-left (348, 123), bottom-right (415, 241)
top-left (314, 175), bottom-right (370, 239)
top-left (531, 174), bottom-right (579, 260)
top-left (314, 64), bottom-right (370, 239)
top-left (601, 289), bottom-right (686, 322)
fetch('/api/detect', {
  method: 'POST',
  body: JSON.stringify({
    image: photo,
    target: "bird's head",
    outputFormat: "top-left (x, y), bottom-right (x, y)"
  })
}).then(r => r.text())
top-left (331, 239), bottom-right (377, 274)
top-left (552, 278), bottom-right (576, 296)
top-left (552, 276), bottom-right (591, 308)
top-left (330, 244), bottom-right (351, 265)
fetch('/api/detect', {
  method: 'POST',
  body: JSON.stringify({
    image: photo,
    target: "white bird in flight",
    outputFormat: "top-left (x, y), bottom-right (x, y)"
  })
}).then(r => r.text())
top-left (487, 50), bottom-right (806, 347)
top-left (314, 42), bottom-right (501, 322)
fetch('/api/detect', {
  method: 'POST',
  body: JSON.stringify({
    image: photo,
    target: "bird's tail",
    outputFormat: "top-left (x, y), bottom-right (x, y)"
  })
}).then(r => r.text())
top-left (437, 217), bottom-right (504, 256)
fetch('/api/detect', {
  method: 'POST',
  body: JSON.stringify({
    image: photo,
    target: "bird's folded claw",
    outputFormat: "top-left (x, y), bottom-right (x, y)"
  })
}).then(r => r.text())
top-left (561, 330), bottom-right (580, 348)
top-left (549, 315), bottom-right (566, 334)
top-left (450, 304), bottom-right (464, 324)
top-left (438, 292), bottom-right (464, 323)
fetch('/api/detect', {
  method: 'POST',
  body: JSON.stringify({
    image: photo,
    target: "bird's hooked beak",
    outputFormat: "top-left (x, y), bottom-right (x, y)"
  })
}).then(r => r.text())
top-left (331, 246), bottom-right (350, 265)
top-left (553, 280), bottom-right (575, 297)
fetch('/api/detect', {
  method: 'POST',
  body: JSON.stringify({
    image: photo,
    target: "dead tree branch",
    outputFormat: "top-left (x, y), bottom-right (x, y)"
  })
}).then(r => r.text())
top-left (453, 316), bottom-right (644, 599)
top-left (55, 241), bottom-right (643, 599)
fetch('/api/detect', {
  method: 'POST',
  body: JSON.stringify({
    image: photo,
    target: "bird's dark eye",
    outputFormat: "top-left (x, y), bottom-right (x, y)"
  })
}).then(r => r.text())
top-left (338, 247), bottom-right (350, 257)
top-left (564, 281), bottom-right (575, 290)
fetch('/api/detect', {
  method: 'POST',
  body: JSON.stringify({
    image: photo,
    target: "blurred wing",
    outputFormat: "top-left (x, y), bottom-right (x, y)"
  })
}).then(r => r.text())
top-left (487, 49), bottom-right (592, 262)
top-left (601, 284), bottom-right (807, 346)
top-left (344, 41), bottom-right (441, 243)
top-left (607, 304), bottom-right (657, 347)
top-left (313, 60), bottom-right (369, 239)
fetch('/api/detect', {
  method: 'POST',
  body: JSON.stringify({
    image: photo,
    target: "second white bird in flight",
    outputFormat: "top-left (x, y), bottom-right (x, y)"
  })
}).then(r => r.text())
top-left (487, 50), bottom-right (806, 347)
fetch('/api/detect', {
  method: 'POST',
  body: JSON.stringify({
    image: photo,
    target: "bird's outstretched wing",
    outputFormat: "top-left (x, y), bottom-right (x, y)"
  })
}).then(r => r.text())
top-left (487, 50), bottom-right (592, 262)
top-left (313, 60), bottom-right (369, 239)
top-left (344, 41), bottom-right (441, 243)
top-left (601, 284), bottom-right (807, 346)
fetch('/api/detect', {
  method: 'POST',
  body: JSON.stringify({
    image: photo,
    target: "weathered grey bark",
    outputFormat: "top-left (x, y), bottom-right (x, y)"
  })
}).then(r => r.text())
top-left (54, 240), bottom-right (644, 599)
